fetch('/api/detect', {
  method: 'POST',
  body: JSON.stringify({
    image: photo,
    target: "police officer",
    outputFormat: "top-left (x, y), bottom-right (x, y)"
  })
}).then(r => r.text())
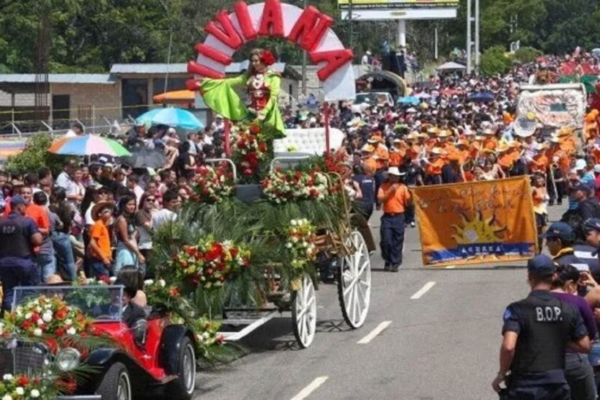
top-left (377, 167), bottom-right (410, 272)
top-left (543, 222), bottom-right (582, 267)
top-left (0, 195), bottom-right (43, 313)
top-left (492, 255), bottom-right (591, 399)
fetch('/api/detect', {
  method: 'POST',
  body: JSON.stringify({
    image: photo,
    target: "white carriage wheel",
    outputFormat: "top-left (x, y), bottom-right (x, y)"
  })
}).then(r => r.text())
top-left (338, 230), bottom-right (371, 329)
top-left (292, 274), bottom-right (317, 348)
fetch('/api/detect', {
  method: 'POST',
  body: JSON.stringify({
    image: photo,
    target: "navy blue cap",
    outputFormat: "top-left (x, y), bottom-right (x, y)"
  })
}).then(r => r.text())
top-left (10, 195), bottom-right (26, 206)
top-left (541, 222), bottom-right (574, 241)
top-left (584, 218), bottom-right (600, 232)
top-left (527, 254), bottom-right (556, 276)
top-left (571, 182), bottom-right (588, 192)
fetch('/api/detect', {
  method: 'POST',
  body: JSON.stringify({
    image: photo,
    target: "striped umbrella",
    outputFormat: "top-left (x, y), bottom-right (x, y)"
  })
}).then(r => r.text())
top-left (48, 135), bottom-right (131, 157)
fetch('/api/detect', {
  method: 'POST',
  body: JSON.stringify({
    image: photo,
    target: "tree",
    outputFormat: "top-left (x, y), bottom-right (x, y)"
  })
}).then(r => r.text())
top-left (5, 134), bottom-right (68, 176)
top-left (480, 45), bottom-right (511, 77)
top-left (513, 47), bottom-right (542, 64)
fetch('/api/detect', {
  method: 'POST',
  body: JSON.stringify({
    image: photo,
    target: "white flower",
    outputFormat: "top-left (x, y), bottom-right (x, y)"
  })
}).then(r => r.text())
top-left (66, 327), bottom-right (76, 335)
top-left (0, 322), bottom-right (3, 335)
top-left (202, 332), bottom-right (210, 340)
top-left (144, 280), bottom-right (154, 286)
top-left (285, 242), bottom-right (293, 249)
top-left (25, 312), bottom-right (32, 319)
top-left (35, 306), bottom-right (42, 313)
top-left (290, 220), bottom-right (298, 226)
top-left (3, 395), bottom-right (13, 400)
top-left (109, 276), bottom-right (117, 283)
top-left (3, 374), bottom-right (13, 381)
top-left (33, 328), bottom-right (42, 337)
top-left (30, 389), bottom-right (40, 398)
top-left (42, 313), bottom-right (52, 323)
top-left (65, 319), bottom-right (72, 325)
top-left (158, 279), bottom-right (166, 288)
top-left (37, 319), bottom-right (44, 326)
top-left (15, 387), bottom-right (24, 395)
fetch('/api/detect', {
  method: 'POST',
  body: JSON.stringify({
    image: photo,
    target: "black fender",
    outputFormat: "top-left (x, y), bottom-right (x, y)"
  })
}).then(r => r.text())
top-left (159, 325), bottom-right (194, 375)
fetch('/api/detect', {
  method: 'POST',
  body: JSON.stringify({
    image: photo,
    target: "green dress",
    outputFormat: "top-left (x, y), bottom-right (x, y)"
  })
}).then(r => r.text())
top-left (200, 71), bottom-right (285, 136)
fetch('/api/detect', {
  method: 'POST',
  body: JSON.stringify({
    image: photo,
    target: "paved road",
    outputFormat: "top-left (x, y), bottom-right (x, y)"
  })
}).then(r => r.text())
top-left (193, 204), bottom-right (566, 400)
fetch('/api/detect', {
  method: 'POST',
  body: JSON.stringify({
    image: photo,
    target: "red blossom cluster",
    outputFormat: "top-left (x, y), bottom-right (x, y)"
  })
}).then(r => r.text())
top-left (233, 124), bottom-right (268, 178)
top-left (192, 165), bottom-right (234, 203)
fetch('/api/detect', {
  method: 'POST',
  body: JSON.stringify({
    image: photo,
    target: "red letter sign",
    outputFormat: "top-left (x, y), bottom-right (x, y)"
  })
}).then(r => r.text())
top-left (187, 61), bottom-right (226, 79)
top-left (195, 43), bottom-right (233, 65)
top-left (205, 11), bottom-right (244, 50)
top-left (234, 1), bottom-right (257, 41)
top-left (309, 49), bottom-right (353, 81)
top-left (258, 0), bottom-right (284, 37)
top-left (287, 6), bottom-right (333, 52)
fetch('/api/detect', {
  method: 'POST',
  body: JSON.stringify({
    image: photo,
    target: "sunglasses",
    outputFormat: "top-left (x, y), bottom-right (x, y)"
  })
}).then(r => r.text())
top-left (146, 198), bottom-right (155, 202)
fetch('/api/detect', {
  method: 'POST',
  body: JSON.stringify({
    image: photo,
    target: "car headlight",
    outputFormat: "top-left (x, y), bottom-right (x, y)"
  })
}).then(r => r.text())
top-left (56, 348), bottom-right (81, 372)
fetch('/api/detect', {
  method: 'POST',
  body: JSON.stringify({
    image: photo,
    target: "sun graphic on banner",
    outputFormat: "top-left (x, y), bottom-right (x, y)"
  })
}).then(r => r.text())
top-left (451, 212), bottom-right (506, 244)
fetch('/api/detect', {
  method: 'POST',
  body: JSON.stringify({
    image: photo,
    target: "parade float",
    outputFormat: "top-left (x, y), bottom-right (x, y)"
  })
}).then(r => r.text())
top-left (151, 0), bottom-right (371, 349)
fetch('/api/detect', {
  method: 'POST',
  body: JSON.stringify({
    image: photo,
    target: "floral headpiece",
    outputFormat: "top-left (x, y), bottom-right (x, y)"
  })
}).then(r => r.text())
top-left (260, 50), bottom-right (276, 66)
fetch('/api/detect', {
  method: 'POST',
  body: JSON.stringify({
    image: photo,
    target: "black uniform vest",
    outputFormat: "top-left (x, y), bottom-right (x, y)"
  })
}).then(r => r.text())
top-left (0, 215), bottom-right (33, 258)
top-left (511, 294), bottom-right (575, 378)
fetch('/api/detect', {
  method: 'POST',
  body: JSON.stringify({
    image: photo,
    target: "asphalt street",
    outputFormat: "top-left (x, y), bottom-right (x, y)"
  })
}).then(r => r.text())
top-left (193, 204), bottom-right (567, 400)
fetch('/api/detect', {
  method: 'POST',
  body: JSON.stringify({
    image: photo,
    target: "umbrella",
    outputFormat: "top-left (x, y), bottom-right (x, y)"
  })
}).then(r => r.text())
top-left (397, 96), bottom-right (420, 106)
top-left (592, 48), bottom-right (600, 57)
top-left (121, 148), bottom-right (167, 169)
top-left (440, 88), bottom-right (459, 96)
top-left (468, 92), bottom-right (495, 103)
top-left (414, 92), bottom-right (431, 99)
top-left (136, 107), bottom-right (204, 131)
top-left (153, 90), bottom-right (195, 104)
top-left (49, 135), bottom-right (131, 157)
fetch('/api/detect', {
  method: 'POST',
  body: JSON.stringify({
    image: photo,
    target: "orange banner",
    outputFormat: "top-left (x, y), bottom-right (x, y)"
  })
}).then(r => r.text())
top-left (412, 177), bottom-right (538, 267)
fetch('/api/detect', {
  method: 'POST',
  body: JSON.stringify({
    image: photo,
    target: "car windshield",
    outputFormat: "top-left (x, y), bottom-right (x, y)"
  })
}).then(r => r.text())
top-left (12, 285), bottom-right (125, 322)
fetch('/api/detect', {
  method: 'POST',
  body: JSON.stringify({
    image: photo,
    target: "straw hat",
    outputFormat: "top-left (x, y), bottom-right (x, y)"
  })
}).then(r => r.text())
top-left (550, 136), bottom-right (561, 143)
top-left (483, 128), bottom-right (495, 135)
top-left (361, 144), bottom-right (375, 153)
top-left (557, 127), bottom-right (573, 138)
top-left (509, 141), bottom-right (522, 148)
top-left (406, 131), bottom-right (420, 140)
top-left (495, 143), bottom-right (510, 153)
top-left (91, 201), bottom-right (115, 221)
top-left (437, 129), bottom-right (451, 138)
top-left (431, 148), bottom-right (443, 155)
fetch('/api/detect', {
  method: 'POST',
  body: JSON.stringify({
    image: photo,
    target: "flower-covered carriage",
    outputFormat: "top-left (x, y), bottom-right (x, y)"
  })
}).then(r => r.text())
top-left (152, 122), bottom-right (373, 348)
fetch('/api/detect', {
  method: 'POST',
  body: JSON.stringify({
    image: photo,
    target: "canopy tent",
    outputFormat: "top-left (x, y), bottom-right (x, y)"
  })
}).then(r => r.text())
top-left (436, 62), bottom-right (467, 71)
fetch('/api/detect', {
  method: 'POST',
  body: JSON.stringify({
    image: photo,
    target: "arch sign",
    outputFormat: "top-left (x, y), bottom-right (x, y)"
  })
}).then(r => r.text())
top-left (187, 0), bottom-right (356, 102)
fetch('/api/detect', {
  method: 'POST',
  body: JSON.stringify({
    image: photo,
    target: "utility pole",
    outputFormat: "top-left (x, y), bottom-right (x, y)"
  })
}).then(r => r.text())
top-left (466, 0), bottom-right (471, 74)
top-left (474, 0), bottom-right (480, 75)
top-left (302, 0), bottom-right (307, 96)
top-left (349, 0), bottom-right (354, 48)
top-left (434, 25), bottom-right (438, 60)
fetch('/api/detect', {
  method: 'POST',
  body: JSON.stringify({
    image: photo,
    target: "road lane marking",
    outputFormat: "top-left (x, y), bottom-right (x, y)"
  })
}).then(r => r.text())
top-left (410, 281), bottom-right (436, 300)
top-left (358, 321), bottom-right (392, 344)
top-left (290, 376), bottom-right (329, 400)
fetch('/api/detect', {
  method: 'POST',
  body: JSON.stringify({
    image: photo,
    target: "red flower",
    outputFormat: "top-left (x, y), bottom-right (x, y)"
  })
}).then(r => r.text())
top-left (249, 124), bottom-right (261, 135)
top-left (238, 139), bottom-right (247, 149)
top-left (205, 268), bottom-right (214, 276)
top-left (185, 246), bottom-right (197, 257)
top-left (18, 376), bottom-right (29, 386)
top-left (260, 50), bottom-right (276, 66)
top-left (31, 313), bottom-right (40, 323)
top-left (243, 168), bottom-right (254, 176)
top-left (55, 328), bottom-right (65, 337)
top-left (205, 243), bottom-right (223, 262)
top-left (98, 275), bottom-right (111, 284)
top-left (55, 308), bottom-right (68, 320)
top-left (247, 153), bottom-right (259, 168)
top-left (170, 287), bottom-right (180, 297)
top-left (258, 143), bottom-right (267, 152)
top-left (230, 247), bottom-right (238, 258)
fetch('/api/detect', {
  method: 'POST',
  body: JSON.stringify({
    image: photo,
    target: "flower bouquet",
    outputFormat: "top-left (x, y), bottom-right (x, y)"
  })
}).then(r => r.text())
top-left (232, 124), bottom-right (269, 182)
top-left (192, 165), bottom-right (234, 204)
top-left (168, 236), bottom-right (251, 291)
top-left (3, 296), bottom-right (94, 339)
top-left (262, 169), bottom-right (330, 203)
top-left (285, 219), bottom-right (318, 271)
top-left (0, 373), bottom-right (55, 400)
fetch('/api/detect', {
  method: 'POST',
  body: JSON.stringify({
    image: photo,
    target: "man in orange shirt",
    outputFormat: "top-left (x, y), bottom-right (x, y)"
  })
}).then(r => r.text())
top-left (361, 145), bottom-right (377, 177)
top-left (370, 134), bottom-right (389, 209)
top-left (425, 148), bottom-right (445, 185)
top-left (89, 202), bottom-right (115, 278)
top-left (26, 191), bottom-right (54, 282)
top-left (389, 139), bottom-right (405, 167)
top-left (482, 129), bottom-right (498, 150)
top-left (377, 167), bottom-right (411, 272)
top-left (529, 144), bottom-right (549, 176)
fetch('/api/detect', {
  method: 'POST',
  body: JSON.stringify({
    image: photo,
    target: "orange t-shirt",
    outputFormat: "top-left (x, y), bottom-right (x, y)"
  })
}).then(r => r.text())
top-left (374, 146), bottom-right (389, 170)
top-left (483, 138), bottom-right (498, 151)
top-left (90, 220), bottom-right (112, 260)
top-left (529, 154), bottom-right (548, 174)
top-left (389, 149), bottom-right (404, 167)
top-left (25, 204), bottom-right (49, 230)
top-left (425, 158), bottom-right (445, 176)
top-left (362, 157), bottom-right (377, 176)
top-left (377, 183), bottom-right (411, 214)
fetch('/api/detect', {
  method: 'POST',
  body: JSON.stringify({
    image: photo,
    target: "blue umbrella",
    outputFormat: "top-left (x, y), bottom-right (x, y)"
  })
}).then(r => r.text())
top-left (397, 96), bottom-right (420, 106)
top-left (136, 107), bottom-right (204, 130)
top-left (468, 92), bottom-right (495, 103)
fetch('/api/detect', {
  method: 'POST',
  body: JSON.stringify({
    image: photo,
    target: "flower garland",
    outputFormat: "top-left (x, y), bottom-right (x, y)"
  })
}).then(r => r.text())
top-left (192, 165), bottom-right (234, 204)
top-left (262, 169), bottom-right (329, 203)
top-left (3, 296), bottom-right (94, 339)
top-left (168, 237), bottom-right (251, 290)
top-left (285, 219), bottom-right (318, 270)
top-left (0, 374), bottom-right (54, 400)
top-left (232, 124), bottom-right (269, 180)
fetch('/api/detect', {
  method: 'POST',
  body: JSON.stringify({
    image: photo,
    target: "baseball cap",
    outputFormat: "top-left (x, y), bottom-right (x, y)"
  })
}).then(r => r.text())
top-left (527, 254), bottom-right (556, 276)
top-left (571, 182), bottom-right (589, 193)
top-left (575, 159), bottom-right (587, 170)
top-left (594, 165), bottom-right (600, 174)
top-left (10, 195), bottom-right (26, 206)
top-left (541, 222), bottom-right (575, 241)
top-left (584, 218), bottom-right (600, 232)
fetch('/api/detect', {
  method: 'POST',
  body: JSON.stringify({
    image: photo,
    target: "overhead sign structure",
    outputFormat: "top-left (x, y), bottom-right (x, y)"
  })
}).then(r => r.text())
top-left (188, 0), bottom-right (356, 102)
top-left (340, 8), bottom-right (456, 20)
top-left (338, 0), bottom-right (459, 9)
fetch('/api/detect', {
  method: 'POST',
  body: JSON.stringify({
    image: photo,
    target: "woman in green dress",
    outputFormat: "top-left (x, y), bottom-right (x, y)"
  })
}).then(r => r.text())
top-left (187, 48), bottom-right (285, 136)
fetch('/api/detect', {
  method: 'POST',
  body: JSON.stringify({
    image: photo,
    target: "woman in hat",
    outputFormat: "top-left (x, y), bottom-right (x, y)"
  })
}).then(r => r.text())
top-left (114, 195), bottom-right (145, 274)
top-left (186, 48), bottom-right (284, 135)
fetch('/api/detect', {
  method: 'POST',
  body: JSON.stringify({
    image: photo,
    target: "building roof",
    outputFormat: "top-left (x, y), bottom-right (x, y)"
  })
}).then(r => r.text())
top-left (0, 74), bottom-right (115, 84)
top-left (110, 62), bottom-right (298, 78)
